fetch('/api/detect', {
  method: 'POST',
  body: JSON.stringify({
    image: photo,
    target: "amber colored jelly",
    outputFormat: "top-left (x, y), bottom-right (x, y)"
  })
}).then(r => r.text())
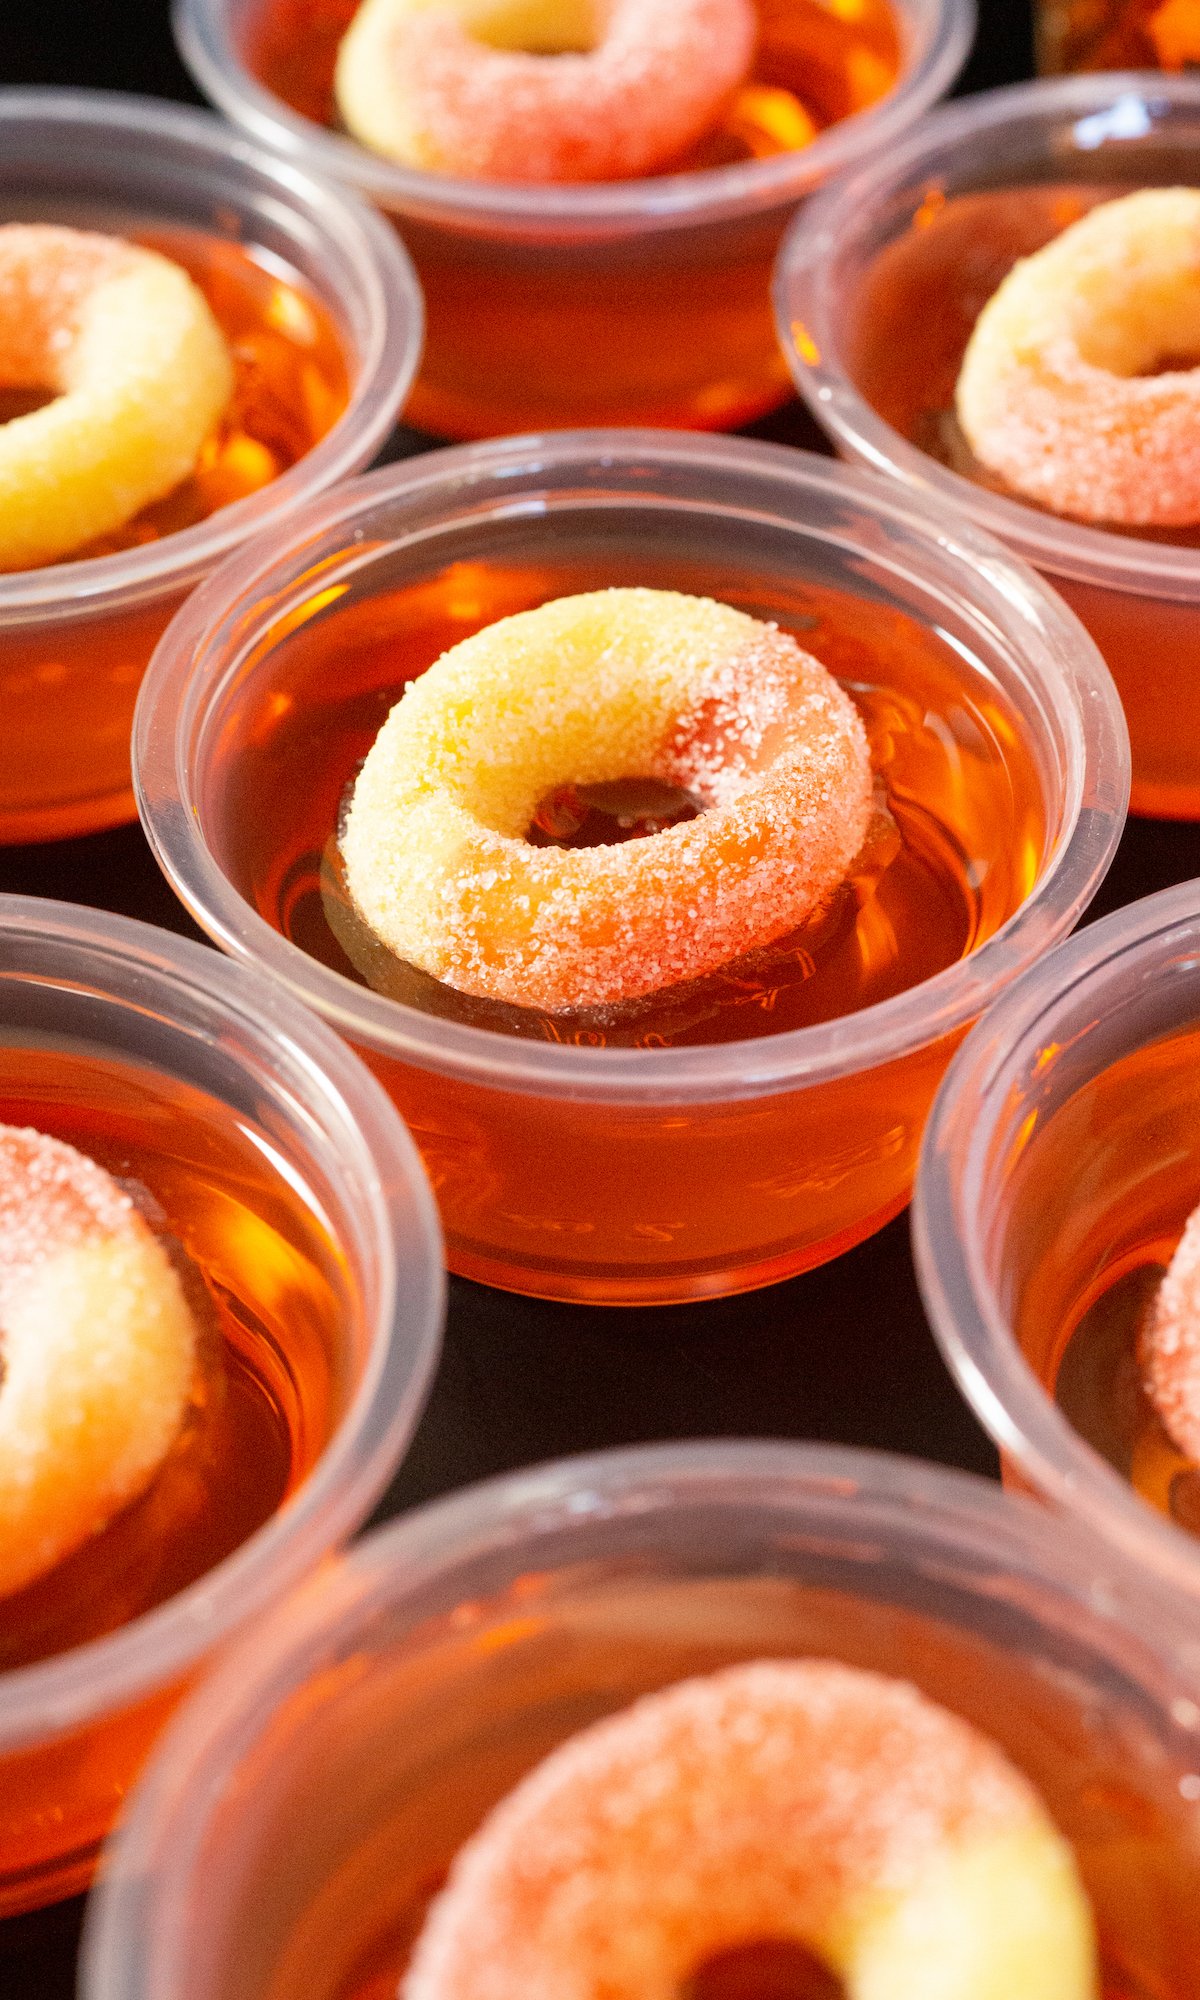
top-left (241, 0), bottom-right (902, 436)
top-left (242, 1576), bottom-right (1200, 2000)
top-left (847, 179), bottom-right (1200, 816)
top-left (0, 225), bottom-right (349, 846)
top-left (0, 1042), bottom-right (349, 1915)
top-left (206, 549), bottom-right (1046, 1300)
top-left (1036, 0), bottom-right (1200, 74)
top-left (1005, 1023), bottom-right (1200, 1539)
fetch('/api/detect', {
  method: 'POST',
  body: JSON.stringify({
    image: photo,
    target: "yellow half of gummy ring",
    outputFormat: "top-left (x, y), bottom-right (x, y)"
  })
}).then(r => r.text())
top-left (0, 224), bottom-right (234, 569)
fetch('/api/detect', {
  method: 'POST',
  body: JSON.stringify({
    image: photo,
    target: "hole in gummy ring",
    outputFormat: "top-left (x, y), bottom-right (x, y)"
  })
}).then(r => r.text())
top-left (1169, 1467), bottom-right (1200, 1533)
top-left (526, 776), bottom-right (706, 848)
top-left (0, 385), bottom-right (57, 424)
top-left (468, 0), bottom-right (597, 56)
top-left (1136, 351), bottom-right (1200, 378)
top-left (685, 1938), bottom-right (848, 1999)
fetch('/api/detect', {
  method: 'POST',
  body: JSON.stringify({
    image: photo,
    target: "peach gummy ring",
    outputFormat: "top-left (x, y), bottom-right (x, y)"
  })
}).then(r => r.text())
top-left (341, 588), bottom-right (874, 1012)
top-left (334, 0), bottom-right (757, 181)
top-left (956, 188), bottom-right (1200, 527)
top-left (1140, 1197), bottom-right (1200, 1463)
top-left (403, 1659), bottom-right (1098, 2000)
top-left (0, 224), bottom-right (233, 569)
top-left (0, 1125), bottom-right (198, 1600)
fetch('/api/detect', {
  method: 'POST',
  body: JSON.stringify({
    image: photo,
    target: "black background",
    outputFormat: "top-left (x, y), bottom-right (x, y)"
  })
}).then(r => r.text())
top-left (5, 0), bottom-right (1200, 1991)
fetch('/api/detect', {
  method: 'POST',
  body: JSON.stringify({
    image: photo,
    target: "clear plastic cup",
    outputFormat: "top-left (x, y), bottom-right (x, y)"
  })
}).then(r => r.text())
top-left (0, 895), bottom-right (443, 1915)
top-left (81, 1439), bottom-right (1200, 2000)
top-left (776, 72), bottom-right (1200, 820)
top-left (0, 87), bottom-right (423, 845)
top-left (133, 430), bottom-right (1127, 1305)
top-left (174, 0), bottom-right (973, 439)
top-left (914, 879), bottom-right (1200, 1608)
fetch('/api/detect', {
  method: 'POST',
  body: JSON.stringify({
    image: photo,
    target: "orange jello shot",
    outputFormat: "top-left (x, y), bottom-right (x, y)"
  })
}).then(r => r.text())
top-left (0, 87), bottom-right (422, 845)
top-left (175, 0), bottom-right (971, 438)
top-left (134, 433), bottom-right (1127, 1304)
top-left (915, 879), bottom-right (1200, 1609)
top-left (0, 895), bottom-right (442, 1915)
top-left (81, 1443), bottom-right (1200, 2000)
top-left (778, 72), bottom-right (1200, 820)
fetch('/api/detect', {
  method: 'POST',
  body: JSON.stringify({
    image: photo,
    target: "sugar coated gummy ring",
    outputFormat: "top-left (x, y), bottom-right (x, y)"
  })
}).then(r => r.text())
top-left (403, 1659), bottom-right (1098, 2000)
top-left (0, 224), bottom-right (234, 569)
top-left (1140, 1197), bottom-right (1200, 1463)
top-left (956, 188), bottom-right (1200, 527)
top-left (334, 0), bottom-right (757, 181)
top-left (341, 587), bottom-right (874, 1012)
top-left (0, 1126), bottom-right (198, 1600)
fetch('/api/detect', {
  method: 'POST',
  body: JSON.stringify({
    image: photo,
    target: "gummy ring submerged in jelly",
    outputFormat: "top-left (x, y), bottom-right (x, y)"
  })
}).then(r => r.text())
top-left (334, 0), bottom-right (757, 181)
top-left (0, 224), bottom-right (233, 569)
top-left (404, 1660), bottom-right (1098, 2000)
top-left (1141, 1197), bottom-right (1200, 1465)
top-left (956, 188), bottom-right (1200, 528)
top-left (0, 1125), bottom-right (198, 1599)
top-left (341, 586), bottom-right (873, 1013)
